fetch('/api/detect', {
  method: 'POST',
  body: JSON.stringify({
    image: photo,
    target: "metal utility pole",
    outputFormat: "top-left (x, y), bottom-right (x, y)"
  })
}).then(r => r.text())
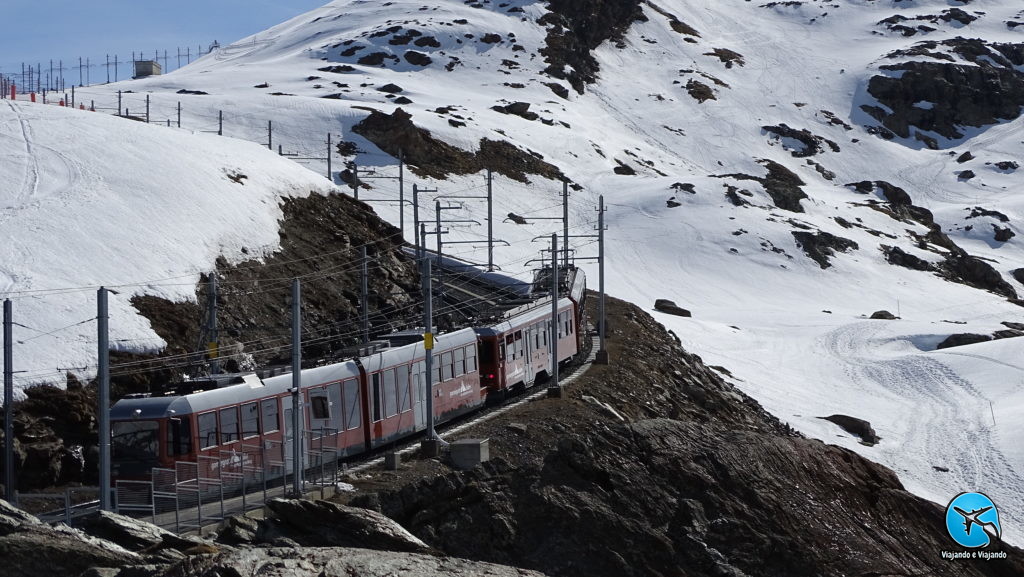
top-left (145, 95), bottom-right (150, 124)
top-left (326, 133), bottom-right (332, 181)
top-left (360, 246), bottom-right (369, 344)
top-left (97, 288), bottom-right (111, 510)
top-left (350, 161), bottom-right (358, 200)
top-left (267, 121), bottom-right (273, 150)
top-left (398, 151), bottom-right (405, 237)
top-left (421, 256), bottom-right (438, 445)
top-left (413, 184), bottom-right (421, 259)
top-left (208, 276), bottom-right (219, 375)
top-left (4, 299), bottom-right (14, 503)
top-left (596, 195), bottom-right (609, 364)
top-left (487, 169), bottom-right (494, 271)
top-left (435, 201), bottom-right (443, 306)
top-left (218, 111), bottom-right (223, 136)
top-left (177, 102), bottom-right (181, 128)
top-left (547, 235), bottom-right (561, 397)
top-left (290, 279), bottom-right (303, 495)
top-left (562, 181), bottom-right (570, 267)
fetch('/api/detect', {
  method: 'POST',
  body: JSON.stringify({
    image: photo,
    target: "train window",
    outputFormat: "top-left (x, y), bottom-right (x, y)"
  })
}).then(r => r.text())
top-left (514, 332), bottom-right (524, 359)
top-left (433, 354), bottom-right (442, 383)
top-left (113, 420), bottom-right (160, 461)
top-left (453, 348), bottom-right (464, 377)
top-left (542, 323), bottom-right (548, 346)
top-left (166, 415), bottom-right (192, 458)
top-left (441, 352), bottom-right (453, 381)
top-left (311, 394), bottom-right (330, 420)
top-left (383, 369), bottom-right (398, 418)
top-left (220, 407), bottom-right (239, 444)
top-left (241, 402), bottom-right (260, 438)
top-left (534, 326), bottom-right (541, 349)
top-left (466, 346), bottom-right (477, 372)
top-left (397, 366), bottom-right (411, 413)
top-left (261, 399), bottom-right (279, 433)
top-left (372, 372), bottom-right (382, 422)
top-left (505, 335), bottom-right (515, 361)
top-left (198, 412), bottom-right (218, 449)
top-left (343, 379), bottom-right (361, 430)
top-left (568, 317), bottom-right (574, 335)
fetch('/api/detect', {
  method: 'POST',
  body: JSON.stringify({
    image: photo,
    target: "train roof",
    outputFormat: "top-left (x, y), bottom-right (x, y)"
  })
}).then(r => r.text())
top-left (475, 296), bottom-right (575, 337)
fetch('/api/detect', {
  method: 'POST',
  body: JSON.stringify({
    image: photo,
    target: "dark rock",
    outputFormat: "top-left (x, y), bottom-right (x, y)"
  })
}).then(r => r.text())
top-left (940, 254), bottom-right (1017, 299)
top-left (717, 159), bottom-right (808, 212)
top-left (995, 160), bottom-right (1019, 171)
top-left (393, 96), bottom-right (413, 105)
top-left (175, 89), bottom-right (208, 95)
top-left (993, 225), bottom-right (1015, 242)
top-left (357, 52), bottom-right (393, 66)
top-left (967, 207), bottom-right (1010, 222)
top-left (821, 414), bottom-right (879, 445)
top-left (545, 82), bottom-right (570, 99)
top-left (762, 124), bottom-right (840, 157)
top-left (704, 48), bottom-right (745, 68)
top-left (956, 151), bottom-right (975, 163)
top-left (539, 0), bottom-right (647, 93)
top-left (992, 329), bottom-right (1024, 340)
top-left (870, 310), bottom-right (897, 320)
top-left (666, 199), bottom-right (681, 208)
top-left (480, 33), bottom-right (502, 44)
top-left (685, 79), bottom-right (715, 103)
top-left (403, 51), bottom-right (432, 66)
top-left (883, 245), bottom-right (933, 271)
top-left (78, 511), bottom-right (205, 553)
top-left (958, 169), bottom-right (976, 180)
top-left (377, 83), bottom-right (403, 94)
top-left (351, 108), bottom-right (563, 182)
top-left (654, 299), bottom-right (691, 317)
top-left (613, 161), bottom-right (636, 175)
top-left (1002, 321), bottom-right (1024, 331)
top-left (318, 65), bottom-right (356, 73)
top-left (1013, 269), bottom-right (1024, 285)
top-left (264, 499), bottom-right (431, 553)
top-left (0, 499), bottom-right (139, 577)
top-left (864, 39), bottom-right (1024, 143)
top-left (791, 231), bottom-right (858, 269)
top-left (506, 213), bottom-right (528, 225)
top-left (936, 333), bottom-right (992, 349)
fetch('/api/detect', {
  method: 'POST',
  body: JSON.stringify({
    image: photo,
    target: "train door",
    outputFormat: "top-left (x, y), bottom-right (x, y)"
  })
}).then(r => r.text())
top-left (282, 395), bottom-right (307, 476)
top-left (412, 361), bottom-right (425, 430)
top-left (308, 386), bottom-right (331, 437)
top-left (524, 326), bottom-right (535, 385)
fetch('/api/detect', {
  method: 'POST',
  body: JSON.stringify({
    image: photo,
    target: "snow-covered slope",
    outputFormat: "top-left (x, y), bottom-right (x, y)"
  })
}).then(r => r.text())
top-left (6, 0), bottom-right (1024, 544)
top-left (0, 100), bottom-right (336, 384)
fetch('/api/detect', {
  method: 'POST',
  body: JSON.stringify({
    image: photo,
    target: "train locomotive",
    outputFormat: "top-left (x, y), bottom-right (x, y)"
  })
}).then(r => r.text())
top-left (110, 267), bottom-right (587, 480)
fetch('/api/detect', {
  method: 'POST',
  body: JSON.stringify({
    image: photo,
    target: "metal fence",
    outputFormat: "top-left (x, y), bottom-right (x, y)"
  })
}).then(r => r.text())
top-left (114, 431), bottom-right (344, 532)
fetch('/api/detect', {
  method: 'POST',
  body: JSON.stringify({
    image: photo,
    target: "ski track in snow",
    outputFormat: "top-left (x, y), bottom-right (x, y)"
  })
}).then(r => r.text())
top-left (2, 100), bottom-right (84, 208)
top-left (818, 321), bottom-right (1024, 544)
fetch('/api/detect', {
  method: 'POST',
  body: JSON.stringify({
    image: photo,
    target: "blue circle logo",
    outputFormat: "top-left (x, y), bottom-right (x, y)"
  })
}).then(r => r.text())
top-left (945, 492), bottom-right (1001, 548)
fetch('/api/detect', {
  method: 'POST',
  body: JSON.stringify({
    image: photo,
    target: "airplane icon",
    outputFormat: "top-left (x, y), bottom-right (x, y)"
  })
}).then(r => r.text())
top-left (953, 506), bottom-right (1001, 543)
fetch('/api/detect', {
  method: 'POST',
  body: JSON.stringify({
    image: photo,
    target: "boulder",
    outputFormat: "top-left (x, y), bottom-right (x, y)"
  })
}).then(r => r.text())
top-left (264, 499), bottom-right (431, 553)
top-left (0, 499), bottom-right (139, 577)
top-left (821, 414), bottom-right (879, 445)
top-left (78, 510), bottom-right (205, 553)
top-left (936, 333), bottom-right (991, 349)
top-left (870, 310), bottom-right (897, 320)
top-left (654, 299), bottom-right (691, 317)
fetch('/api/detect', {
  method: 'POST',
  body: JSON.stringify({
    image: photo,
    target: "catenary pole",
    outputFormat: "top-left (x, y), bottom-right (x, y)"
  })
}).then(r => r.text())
top-left (398, 151), bottom-right (405, 237)
top-left (4, 300), bottom-right (14, 503)
top-left (597, 195), bottom-right (609, 364)
top-left (360, 246), bottom-right (369, 344)
top-left (413, 184), bottom-right (420, 259)
top-left (98, 288), bottom-right (111, 510)
top-left (422, 256), bottom-right (436, 441)
top-left (548, 235), bottom-right (560, 396)
top-left (487, 169), bottom-right (494, 272)
top-left (208, 276), bottom-right (219, 375)
top-left (290, 279), bottom-right (303, 495)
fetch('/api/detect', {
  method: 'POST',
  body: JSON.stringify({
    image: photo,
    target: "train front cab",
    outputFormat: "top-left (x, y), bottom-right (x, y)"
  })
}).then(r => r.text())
top-left (110, 396), bottom-right (194, 480)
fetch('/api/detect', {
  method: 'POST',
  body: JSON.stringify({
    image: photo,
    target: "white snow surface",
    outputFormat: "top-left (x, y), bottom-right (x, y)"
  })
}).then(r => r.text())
top-left (4, 0), bottom-right (1024, 545)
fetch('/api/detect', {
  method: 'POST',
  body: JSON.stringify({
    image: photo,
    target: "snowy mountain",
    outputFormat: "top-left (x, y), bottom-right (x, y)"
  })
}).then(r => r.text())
top-left (3, 0), bottom-right (1024, 544)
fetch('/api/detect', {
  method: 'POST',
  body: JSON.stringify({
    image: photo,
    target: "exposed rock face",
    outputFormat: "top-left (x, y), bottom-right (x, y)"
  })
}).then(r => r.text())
top-left (762, 124), bottom-right (840, 157)
top-left (939, 253), bottom-right (1017, 299)
top-left (865, 39), bottom-right (1024, 143)
top-left (539, 0), bottom-right (646, 93)
top-left (130, 547), bottom-right (549, 577)
top-left (718, 159), bottom-right (808, 212)
top-left (0, 500), bottom-right (139, 577)
top-left (352, 108), bottom-right (563, 182)
top-left (653, 299), bottom-right (691, 317)
top-left (256, 499), bottom-right (432, 553)
top-left (77, 510), bottom-right (204, 553)
top-left (821, 414), bottom-right (879, 445)
top-left (792, 230), bottom-right (858, 269)
top-left (936, 333), bottom-right (992, 349)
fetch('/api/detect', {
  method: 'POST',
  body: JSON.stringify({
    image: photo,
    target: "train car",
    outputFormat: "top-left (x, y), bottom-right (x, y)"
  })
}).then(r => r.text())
top-left (110, 328), bottom-right (483, 480)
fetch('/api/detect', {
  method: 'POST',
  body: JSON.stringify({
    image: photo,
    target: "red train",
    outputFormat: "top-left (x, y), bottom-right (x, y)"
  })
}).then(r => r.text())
top-left (110, 267), bottom-right (587, 480)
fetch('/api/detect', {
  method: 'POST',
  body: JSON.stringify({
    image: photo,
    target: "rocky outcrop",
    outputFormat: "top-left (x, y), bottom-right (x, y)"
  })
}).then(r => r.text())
top-left (762, 124), bottom-right (840, 157)
top-left (125, 547), bottom-right (549, 577)
top-left (256, 499), bottom-right (432, 552)
top-left (653, 299), bottom-right (691, 317)
top-left (865, 39), bottom-right (1024, 143)
top-left (939, 253), bottom-right (1017, 299)
top-left (539, 0), bottom-right (646, 93)
top-left (936, 333), bottom-right (992, 349)
top-left (0, 500), bottom-right (139, 577)
top-left (351, 108), bottom-right (563, 182)
top-left (717, 159), bottom-right (808, 212)
top-left (792, 230), bottom-right (858, 269)
top-left (821, 414), bottom-right (879, 445)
